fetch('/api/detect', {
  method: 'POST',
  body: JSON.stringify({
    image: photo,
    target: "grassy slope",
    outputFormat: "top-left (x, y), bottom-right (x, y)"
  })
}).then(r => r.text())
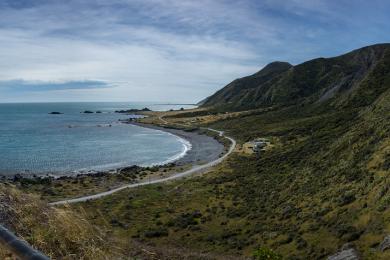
top-left (74, 49), bottom-right (390, 258)
top-left (0, 184), bottom-right (126, 259)
top-left (75, 85), bottom-right (389, 259)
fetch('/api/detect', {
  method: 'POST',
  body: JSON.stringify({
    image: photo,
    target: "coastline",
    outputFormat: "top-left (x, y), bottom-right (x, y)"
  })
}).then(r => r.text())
top-left (50, 126), bottom-right (235, 205)
top-left (1, 121), bottom-right (223, 179)
top-left (7, 120), bottom-right (232, 203)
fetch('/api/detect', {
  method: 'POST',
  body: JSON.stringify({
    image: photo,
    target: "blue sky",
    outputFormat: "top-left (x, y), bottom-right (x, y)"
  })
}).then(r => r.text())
top-left (0, 0), bottom-right (389, 103)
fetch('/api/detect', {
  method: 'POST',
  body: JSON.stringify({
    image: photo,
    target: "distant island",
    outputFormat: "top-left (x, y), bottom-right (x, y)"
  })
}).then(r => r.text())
top-left (81, 110), bottom-right (103, 114)
top-left (115, 107), bottom-right (151, 113)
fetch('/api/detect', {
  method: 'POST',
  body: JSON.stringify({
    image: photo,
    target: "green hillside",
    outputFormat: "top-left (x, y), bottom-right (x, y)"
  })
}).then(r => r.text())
top-left (202, 43), bottom-right (390, 111)
top-left (75, 44), bottom-right (390, 259)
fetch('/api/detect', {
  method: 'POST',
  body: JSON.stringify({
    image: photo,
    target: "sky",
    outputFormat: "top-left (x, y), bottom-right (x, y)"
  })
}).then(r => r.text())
top-left (0, 0), bottom-right (389, 103)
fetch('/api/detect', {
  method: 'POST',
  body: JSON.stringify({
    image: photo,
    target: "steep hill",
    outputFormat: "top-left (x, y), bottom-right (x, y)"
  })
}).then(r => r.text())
top-left (77, 43), bottom-right (388, 259)
top-left (78, 85), bottom-right (390, 259)
top-left (202, 43), bottom-right (390, 111)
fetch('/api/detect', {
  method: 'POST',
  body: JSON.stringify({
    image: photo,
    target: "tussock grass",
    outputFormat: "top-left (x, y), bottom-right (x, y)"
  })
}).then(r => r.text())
top-left (0, 184), bottom-right (123, 259)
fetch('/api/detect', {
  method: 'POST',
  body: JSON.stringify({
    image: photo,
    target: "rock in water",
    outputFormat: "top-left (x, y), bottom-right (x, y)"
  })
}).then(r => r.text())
top-left (379, 235), bottom-right (390, 252)
top-left (115, 107), bottom-right (151, 113)
top-left (49, 112), bottom-right (63, 114)
top-left (328, 247), bottom-right (359, 260)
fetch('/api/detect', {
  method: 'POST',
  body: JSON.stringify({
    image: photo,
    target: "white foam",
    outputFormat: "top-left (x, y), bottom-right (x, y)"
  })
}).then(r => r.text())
top-left (63, 126), bottom-right (193, 176)
top-left (139, 130), bottom-right (192, 167)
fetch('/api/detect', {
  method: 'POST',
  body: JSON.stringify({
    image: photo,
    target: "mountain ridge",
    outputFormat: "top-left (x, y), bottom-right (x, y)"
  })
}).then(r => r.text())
top-left (201, 43), bottom-right (390, 111)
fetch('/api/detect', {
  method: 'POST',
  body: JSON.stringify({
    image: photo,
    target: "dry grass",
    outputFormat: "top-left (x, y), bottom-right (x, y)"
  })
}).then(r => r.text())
top-left (0, 184), bottom-right (124, 259)
top-left (1, 183), bottom-right (245, 259)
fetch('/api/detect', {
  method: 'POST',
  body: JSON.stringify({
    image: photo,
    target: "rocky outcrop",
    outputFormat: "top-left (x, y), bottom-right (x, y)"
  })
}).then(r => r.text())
top-left (379, 235), bottom-right (390, 252)
top-left (328, 244), bottom-right (359, 260)
top-left (115, 107), bottom-right (151, 113)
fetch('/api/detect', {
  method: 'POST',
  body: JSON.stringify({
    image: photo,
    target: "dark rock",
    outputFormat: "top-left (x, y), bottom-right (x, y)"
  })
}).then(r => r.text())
top-left (115, 107), bottom-right (151, 113)
top-left (83, 110), bottom-right (94, 114)
top-left (49, 112), bottom-right (63, 114)
top-left (13, 174), bottom-right (22, 182)
top-left (379, 235), bottom-right (390, 252)
top-left (96, 111), bottom-right (102, 113)
top-left (120, 165), bottom-right (140, 173)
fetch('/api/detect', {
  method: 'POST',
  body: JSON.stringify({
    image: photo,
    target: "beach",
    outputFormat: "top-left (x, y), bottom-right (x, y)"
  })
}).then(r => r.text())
top-left (9, 120), bottom-right (232, 202)
top-left (49, 123), bottom-right (235, 205)
top-left (129, 122), bottom-right (225, 166)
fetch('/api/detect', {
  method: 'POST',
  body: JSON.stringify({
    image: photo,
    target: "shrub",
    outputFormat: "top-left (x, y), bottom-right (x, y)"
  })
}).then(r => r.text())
top-left (252, 247), bottom-right (282, 260)
top-left (144, 227), bottom-right (168, 238)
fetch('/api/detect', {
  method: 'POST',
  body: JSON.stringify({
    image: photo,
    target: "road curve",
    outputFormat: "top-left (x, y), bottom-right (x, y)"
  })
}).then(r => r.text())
top-left (50, 127), bottom-right (236, 206)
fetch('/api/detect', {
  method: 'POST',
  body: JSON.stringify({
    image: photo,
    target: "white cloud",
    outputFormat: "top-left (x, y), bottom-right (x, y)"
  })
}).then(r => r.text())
top-left (1, 0), bottom-right (389, 102)
top-left (0, 26), bottom-right (260, 102)
top-left (0, 0), bottom-right (264, 102)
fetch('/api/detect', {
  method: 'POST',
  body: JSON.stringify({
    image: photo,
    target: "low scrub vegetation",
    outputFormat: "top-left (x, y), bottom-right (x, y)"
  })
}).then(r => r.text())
top-left (77, 88), bottom-right (389, 259)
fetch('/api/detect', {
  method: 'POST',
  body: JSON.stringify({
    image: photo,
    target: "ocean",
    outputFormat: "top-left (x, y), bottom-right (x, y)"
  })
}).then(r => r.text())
top-left (0, 102), bottom-right (195, 176)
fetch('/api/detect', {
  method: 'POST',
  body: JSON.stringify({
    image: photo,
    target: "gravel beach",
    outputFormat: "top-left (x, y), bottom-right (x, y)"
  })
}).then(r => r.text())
top-left (129, 122), bottom-right (225, 166)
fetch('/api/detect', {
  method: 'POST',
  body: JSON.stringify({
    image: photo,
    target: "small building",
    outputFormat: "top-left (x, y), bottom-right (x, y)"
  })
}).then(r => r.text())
top-left (243, 138), bottom-right (271, 154)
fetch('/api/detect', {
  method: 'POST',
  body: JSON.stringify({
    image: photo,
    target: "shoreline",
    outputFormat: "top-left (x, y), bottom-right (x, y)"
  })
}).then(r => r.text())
top-left (133, 124), bottom-right (193, 168)
top-left (2, 121), bottom-right (225, 181)
top-left (50, 126), bottom-right (235, 205)
top-left (4, 109), bottom-right (236, 205)
top-left (0, 121), bottom-right (223, 180)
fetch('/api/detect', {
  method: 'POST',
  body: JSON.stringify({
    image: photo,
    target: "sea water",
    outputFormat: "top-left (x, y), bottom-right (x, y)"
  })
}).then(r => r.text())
top-left (0, 102), bottom-right (194, 176)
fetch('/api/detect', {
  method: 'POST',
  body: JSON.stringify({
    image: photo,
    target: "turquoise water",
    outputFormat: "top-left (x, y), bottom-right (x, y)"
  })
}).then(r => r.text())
top-left (0, 102), bottom-right (194, 176)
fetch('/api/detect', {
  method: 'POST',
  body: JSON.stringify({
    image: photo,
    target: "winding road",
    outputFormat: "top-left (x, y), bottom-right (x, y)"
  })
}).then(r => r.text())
top-left (50, 122), bottom-right (236, 206)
